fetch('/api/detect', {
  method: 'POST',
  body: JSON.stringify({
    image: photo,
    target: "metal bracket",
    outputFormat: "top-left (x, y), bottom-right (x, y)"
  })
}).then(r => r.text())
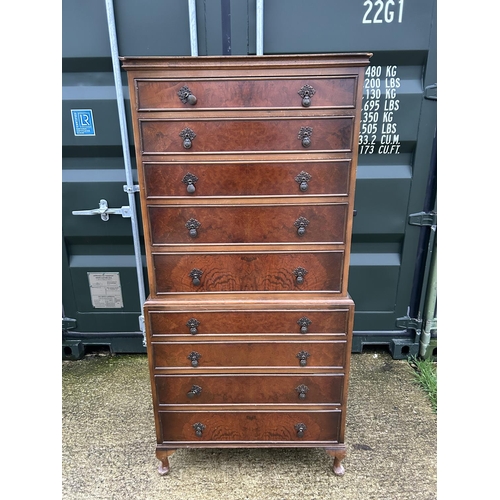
top-left (72, 199), bottom-right (131, 221)
top-left (408, 211), bottom-right (437, 227)
top-left (123, 184), bottom-right (140, 194)
top-left (424, 83), bottom-right (437, 100)
top-left (424, 318), bottom-right (437, 331)
top-left (62, 317), bottom-right (77, 330)
top-left (396, 314), bottom-right (422, 335)
top-left (138, 315), bottom-right (146, 348)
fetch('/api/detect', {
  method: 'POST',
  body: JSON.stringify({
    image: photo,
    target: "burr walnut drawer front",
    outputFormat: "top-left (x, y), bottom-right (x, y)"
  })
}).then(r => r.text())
top-left (151, 340), bottom-right (347, 370)
top-left (152, 251), bottom-right (344, 294)
top-left (154, 374), bottom-right (344, 405)
top-left (143, 160), bottom-right (351, 198)
top-left (148, 309), bottom-right (350, 336)
top-left (158, 410), bottom-right (342, 443)
top-left (140, 117), bottom-right (354, 154)
top-left (135, 77), bottom-right (358, 111)
top-left (148, 204), bottom-right (347, 245)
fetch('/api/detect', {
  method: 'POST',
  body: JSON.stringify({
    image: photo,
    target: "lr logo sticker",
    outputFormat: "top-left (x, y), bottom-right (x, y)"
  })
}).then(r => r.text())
top-left (71, 109), bottom-right (96, 136)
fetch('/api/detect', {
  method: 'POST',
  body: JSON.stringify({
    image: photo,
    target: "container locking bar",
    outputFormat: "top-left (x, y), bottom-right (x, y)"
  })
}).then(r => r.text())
top-left (72, 199), bottom-right (131, 222)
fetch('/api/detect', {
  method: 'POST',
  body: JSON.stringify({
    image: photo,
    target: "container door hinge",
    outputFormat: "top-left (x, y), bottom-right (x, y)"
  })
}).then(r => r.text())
top-left (72, 199), bottom-right (131, 221)
top-left (424, 83), bottom-right (437, 100)
top-left (62, 317), bottom-right (77, 330)
top-left (408, 211), bottom-right (437, 227)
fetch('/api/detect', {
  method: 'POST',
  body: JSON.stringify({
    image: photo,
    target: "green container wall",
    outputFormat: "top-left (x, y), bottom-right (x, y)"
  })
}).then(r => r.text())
top-left (62, 0), bottom-right (436, 357)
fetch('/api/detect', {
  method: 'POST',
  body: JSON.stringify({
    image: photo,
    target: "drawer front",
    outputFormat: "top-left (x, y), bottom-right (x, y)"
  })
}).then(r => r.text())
top-left (151, 341), bottom-right (347, 369)
top-left (152, 251), bottom-right (344, 293)
top-left (155, 374), bottom-right (344, 405)
top-left (148, 309), bottom-right (349, 336)
top-left (135, 77), bottom-right (357, 111)
top-left (143, 160), bottom-right (351, 198)
top-left (140, 117), bottom-right (354, 154)
top-left (149, 204), bottom-right (347, 245)
top-left (158, 410), bottom-right (342, 442)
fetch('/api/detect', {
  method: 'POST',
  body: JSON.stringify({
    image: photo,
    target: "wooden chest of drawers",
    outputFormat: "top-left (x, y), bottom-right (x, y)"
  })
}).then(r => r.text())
top-left (122, 53), bottom-right (371, 476)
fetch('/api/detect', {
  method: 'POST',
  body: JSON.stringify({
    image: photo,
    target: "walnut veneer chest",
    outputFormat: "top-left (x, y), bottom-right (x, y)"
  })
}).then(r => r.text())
top-left (121, 53), bottom-right (371, 476)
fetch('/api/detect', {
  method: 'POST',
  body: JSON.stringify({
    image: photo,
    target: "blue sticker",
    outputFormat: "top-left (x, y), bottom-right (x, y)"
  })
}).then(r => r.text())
top-left (71, 109), bottom-right (95, 136)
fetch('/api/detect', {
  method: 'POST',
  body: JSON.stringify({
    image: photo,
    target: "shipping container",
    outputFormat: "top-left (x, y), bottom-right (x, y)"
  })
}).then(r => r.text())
top-left (62, 0), bottom-right (437, 360)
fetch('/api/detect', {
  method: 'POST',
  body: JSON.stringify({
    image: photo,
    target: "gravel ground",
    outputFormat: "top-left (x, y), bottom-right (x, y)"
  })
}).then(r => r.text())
top-left (61, 348), bottom-right (437, 500)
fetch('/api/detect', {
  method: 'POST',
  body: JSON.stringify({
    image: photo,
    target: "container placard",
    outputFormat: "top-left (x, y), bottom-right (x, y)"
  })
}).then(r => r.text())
top-left (71, 109), bottom-right (96, 136)
top-left (88, 272), bottom-right (124, 309)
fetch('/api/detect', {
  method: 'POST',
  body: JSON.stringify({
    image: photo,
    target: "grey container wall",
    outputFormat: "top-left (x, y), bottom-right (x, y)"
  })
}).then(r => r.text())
top-left (62, 0), bottom-right (437, 359)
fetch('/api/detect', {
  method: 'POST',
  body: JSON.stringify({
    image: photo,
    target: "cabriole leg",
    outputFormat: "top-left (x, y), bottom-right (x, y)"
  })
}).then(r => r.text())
top-left (326, 448), bottom-right (347, 476)
top-left (156, 449), bottom-right (176, 475)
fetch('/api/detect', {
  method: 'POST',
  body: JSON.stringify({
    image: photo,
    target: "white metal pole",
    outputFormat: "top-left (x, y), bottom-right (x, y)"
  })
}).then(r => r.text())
top-left (104, 0), bottom-right (147, 345)
top-left (256, 0), bottom-right (264, 55)
top-left (188, 0), bottom-right (199, 56)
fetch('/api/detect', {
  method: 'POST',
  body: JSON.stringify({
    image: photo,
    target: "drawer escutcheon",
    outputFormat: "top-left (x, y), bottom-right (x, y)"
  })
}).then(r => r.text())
top-left (294, 170), bottom-right (312, 192)
top-left (296, 350), bottom-right (310, 367)
top-left (297, 316), bottom-right (312, 334)
top-left (182, 172), bottom-right (199, 194)
top-left (185, 218), bottom-right (201, 238)
top-left (298, 84), bottom-right (316, 107)
top-left (187, 351), bottom-right (202, 367)
top-left (295, 423), bottom-right (307, 437)
top-left (186, 318), bottom-right (200, 335)
top-left (179, 127), bottom-right (196, 149)
top-left (297, 126), bottom-right (313, 148)
top-left (296, 384), bottom-right (309, 400)
top-left (187, 385), bottom-right (202, 398)
top-left (177, 85), bottom-right (197, 105)
top-left (193, 422), bottom-right (205, 437)
top-left (293, 267), bottom-right (308, 285)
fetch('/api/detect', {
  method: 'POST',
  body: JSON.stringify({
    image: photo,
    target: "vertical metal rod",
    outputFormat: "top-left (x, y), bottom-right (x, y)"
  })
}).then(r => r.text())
top-left (104, 0), bottom-right (147, 345)
top-left (420, 232), bottom-right (437, 357)
top-left (188, 0), bottom-right (199, 56)
top-left (256, 0), bottom-right (264, 55)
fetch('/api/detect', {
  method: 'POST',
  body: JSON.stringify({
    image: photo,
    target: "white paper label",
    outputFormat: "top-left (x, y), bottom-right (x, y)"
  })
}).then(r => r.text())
top-left (88, 272), bottom-right (124, 309)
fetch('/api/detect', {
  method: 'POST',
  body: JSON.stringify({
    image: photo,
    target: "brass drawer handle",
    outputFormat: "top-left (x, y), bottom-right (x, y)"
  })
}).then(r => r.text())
top-left (298, 126), bottom-right (313, 148)
top-left (293, 267), bottom-right (308, 285)
top-left (187, 385), bottom-right (202, 398)
top-left (295, 171), bottom-right (312, 192)
top-left (295, 423), bottom-right (307, 438)
top-left (185, 218), bottom-right (201, 238)
top-left (186, 318), bottom-right (200, 335)
top-left (296, 384), bottom-right (309, 400)
top-left (179, 127), bottom-right (196, 149)
top-left (294, 216), bottom-right (309, 236)
top-left (297, 317), bottom-right (312, 334)
top-left (298, 84), bottom-right (316, 107)
top-left (193, 422), bottom-right (205, 437)
top-left (182, 172), bottom-right (198, 194)
top-left (187, 351), bottom-right (201, 367)
top-left (296, 350), bottom-right (310, 367)
top-left (177, 85), bottom-right (197, 105)
top-left (189, 269), bottom-right (203, 286)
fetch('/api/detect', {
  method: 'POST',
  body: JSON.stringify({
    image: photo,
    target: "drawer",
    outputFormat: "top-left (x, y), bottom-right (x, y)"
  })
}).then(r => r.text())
top-left (148, 204), bottom-right (348, 245)
top-left (158, 410), bottom-right (342, 443)
top-left (152, 251), bottom-right (344, 293)
top-left (140, 117), bottom-right (354, 154)
top-left (143, 160), bottom-right (351, 198)
top-left (151, 340), bottom-right (347, 369)
top-left (148, 309), bottom-right (350, 336)
top-left (155, 374), bottom-right (344, 405)
top-left (135, 77), bottom-right (357, 111)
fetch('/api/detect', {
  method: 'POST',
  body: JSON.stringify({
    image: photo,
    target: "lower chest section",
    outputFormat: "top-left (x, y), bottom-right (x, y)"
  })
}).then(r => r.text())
top-left (146, 300), bottom-right (353, 444)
